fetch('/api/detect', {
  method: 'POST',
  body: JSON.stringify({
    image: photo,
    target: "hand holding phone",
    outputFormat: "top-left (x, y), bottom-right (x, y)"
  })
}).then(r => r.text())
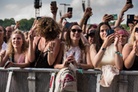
top-left (67, 7), bottom-right (73, 18)
top-left (127, 14), bottom-right (134, 26)
top-left (50, 1), bottom-right (58, 14)
top-left (126, 0), bottom-right (132, 4)
top-left (111, 14), bottom-right (118, 20)
top-left (67, 7), bottom-right (73, 13)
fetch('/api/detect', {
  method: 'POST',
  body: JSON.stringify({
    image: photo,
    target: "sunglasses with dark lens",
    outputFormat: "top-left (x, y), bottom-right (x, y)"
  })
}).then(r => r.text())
top-left (71, 29), bottom-right (82, 33)
top-left (88, 33), bottom-right (95, 37)
top-left (135, 28), bottom-right (138, 32)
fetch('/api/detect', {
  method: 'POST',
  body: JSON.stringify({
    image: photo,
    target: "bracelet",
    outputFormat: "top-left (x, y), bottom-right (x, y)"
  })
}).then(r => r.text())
top-left (101, 48), bottom-right (106, 51)
top-left (115, 51), bottom-right (122, 57)
top-left (47, 48), bottom-right (53, 53)
top-left (77, 63), bottom-right (81, 69)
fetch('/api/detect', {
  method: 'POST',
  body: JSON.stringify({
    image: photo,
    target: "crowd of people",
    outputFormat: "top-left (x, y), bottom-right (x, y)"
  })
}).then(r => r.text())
top-left (0, 0), bottom-right (138, 89)
top-left (0, 0), bottom-right (138, 78)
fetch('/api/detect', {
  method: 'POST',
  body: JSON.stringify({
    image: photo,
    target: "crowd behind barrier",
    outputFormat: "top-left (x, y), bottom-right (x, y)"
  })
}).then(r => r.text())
top-left (0, 1), bottom-right (138, 92)
top-left (0, 67), bottom-right (138, 92)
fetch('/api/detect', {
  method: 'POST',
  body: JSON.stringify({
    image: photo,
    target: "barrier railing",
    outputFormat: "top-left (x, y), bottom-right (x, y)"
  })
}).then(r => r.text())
top-left (0, 67), bottom-right (138, 92)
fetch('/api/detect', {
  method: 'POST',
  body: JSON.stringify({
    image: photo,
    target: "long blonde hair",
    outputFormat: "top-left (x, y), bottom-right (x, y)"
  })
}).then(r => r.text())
top-left (7, 29), bottom-right (27, 55)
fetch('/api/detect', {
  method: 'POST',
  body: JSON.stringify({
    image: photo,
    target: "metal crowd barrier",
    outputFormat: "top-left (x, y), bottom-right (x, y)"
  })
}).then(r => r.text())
top-left (0, 67), bottom-right (138, 92)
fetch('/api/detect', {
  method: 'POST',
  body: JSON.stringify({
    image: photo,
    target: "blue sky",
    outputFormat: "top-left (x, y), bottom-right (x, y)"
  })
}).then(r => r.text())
top-left (0, 0), bottom-right (137, 24)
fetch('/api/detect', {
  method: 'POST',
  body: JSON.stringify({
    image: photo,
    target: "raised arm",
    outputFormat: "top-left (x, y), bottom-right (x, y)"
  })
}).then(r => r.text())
top-left (114, 3), bottom-right (133, 27)
top-left (122, 43), bottom-right (136, 69)
top-left (47, 38), bottom-right (61, 66)
top-left (79, 7), bottom-right (92, 34)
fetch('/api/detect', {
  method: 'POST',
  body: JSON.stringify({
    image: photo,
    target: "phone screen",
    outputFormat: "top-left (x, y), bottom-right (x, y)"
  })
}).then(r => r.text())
top-left (36, 16), bottom-right (41, 20)
top-left (127, 14), bottom-right (134, 26)
top-left (107, 29), bottom-right (114, 36)
top-left (51, 1), bottom-right (57, 7)
top-left (67, 7), bottom-right (73, 13)
top-left (112, 14), bottom-right (118, 20)
top-left (127, 0), bottom-right (132, 4)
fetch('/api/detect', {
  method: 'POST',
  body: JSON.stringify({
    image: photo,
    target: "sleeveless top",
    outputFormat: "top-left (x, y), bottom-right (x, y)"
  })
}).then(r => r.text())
top-left (30, 38), bottom-right (53, 68)
top-left (10, 53), bottom-right (25, 63)
top-left (63, 46), bottom-right (82, 64)
top-left (97, 44), bottom-right (115, 69)
top-left (124, 55), bottom-right (138, 70)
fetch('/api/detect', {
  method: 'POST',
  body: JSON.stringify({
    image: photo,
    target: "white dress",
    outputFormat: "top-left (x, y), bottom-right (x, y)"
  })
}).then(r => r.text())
top-left (63, 46), bottom-right (82, 63)
top-left (0, 42), bottom-right (7, 53)
top-left (97, 43), bottom-right (115, 69)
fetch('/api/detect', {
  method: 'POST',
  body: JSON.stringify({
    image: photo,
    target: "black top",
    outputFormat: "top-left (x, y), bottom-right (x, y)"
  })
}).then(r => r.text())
top-left (30, 38), bottom-right (53, 68)
top-left (124, 55), bottom-right (138, 70)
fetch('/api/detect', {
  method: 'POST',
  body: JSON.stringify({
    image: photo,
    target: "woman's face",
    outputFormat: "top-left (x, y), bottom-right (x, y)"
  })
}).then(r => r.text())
top-left (12, 33), bottom-right (23, 48)
top-left (0, 26), bottom-right (4, 40)
top-left (134, 27), bottom-right (138, 41)
top-left (118, 34), bottom-right (128, 46)
top-left (88, 35), bottom-right (95, 44)
top-left (70, 25), bottom-right (82, 41)
top-left (100, 24), bottom-right (110, 40)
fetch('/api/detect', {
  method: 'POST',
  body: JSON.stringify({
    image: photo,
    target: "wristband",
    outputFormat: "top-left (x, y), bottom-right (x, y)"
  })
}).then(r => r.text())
top-left (115, 51), bottom-right (122, 57)
top-left (101, 48), bottom-right (106, 51)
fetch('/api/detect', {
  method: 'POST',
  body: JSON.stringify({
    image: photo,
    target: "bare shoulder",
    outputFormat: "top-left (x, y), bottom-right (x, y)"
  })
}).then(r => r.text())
top-left (123, 43), bottom-right (132, 50)
top-left (33, 36), bottom-right (41, 45)
top-left (90, 44), bottom-right (96, 50)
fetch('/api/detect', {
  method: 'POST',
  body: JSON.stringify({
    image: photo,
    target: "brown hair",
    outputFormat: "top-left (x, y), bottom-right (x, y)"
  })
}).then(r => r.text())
top-left (65, 22), bottom-right (85, 50)
top-left (36, 17), bottom-right (61, 40)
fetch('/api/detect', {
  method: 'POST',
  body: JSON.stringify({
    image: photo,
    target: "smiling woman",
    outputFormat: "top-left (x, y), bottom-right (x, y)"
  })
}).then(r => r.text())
top-left (0, 29), bottom-right (29, 68)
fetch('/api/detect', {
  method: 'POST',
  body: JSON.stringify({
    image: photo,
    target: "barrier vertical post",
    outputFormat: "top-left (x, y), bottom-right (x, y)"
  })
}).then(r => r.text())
top-left (96, 74), bottom-right (101, 92)
top-left (5, 71), bottom-right (13, 92)
top-left (27, 72), bottom-right (36, 92)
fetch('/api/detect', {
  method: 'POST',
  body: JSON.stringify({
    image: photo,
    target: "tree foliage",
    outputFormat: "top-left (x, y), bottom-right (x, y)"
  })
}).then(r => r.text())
top-left (0, 18), bottom-right (35, 31)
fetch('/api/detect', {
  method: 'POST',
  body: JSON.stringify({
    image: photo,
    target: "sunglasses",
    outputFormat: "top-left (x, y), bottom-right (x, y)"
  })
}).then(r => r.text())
top-left (71, 29), bottom-right (82, 33)
top-left (88, 33), bottom-right (95, 37)
top-left (135, 28), bottom-right (138, 33)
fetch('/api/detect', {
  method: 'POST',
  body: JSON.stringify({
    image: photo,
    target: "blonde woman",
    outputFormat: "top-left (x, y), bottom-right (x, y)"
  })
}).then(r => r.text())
top-left (122, 23), bottom-right (138, 70)
top-left (0, 29), bottom-right (29, 68)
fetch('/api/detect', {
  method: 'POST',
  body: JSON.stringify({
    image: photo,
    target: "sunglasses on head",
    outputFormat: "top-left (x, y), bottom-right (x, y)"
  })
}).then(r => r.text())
top-left (135, 28), bottom-right (138, 32)
top-left (71, 29), bottom-right (82, 33)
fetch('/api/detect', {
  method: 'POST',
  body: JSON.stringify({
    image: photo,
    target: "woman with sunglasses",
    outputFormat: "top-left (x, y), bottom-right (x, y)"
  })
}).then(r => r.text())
top-left (122, 24), bottom-right (138, 70)
top-left (90, 22), bottom-right (123, 70)
top-left (54, 23), bottom-right (93, 69)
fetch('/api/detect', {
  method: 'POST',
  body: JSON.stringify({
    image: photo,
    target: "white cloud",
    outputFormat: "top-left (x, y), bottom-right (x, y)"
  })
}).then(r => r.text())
top-left (0, 0), bottom-right (138, 24)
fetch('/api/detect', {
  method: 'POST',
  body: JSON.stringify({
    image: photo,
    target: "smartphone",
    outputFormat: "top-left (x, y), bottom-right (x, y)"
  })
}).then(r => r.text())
top-left (111, 14), bottom-right (118, 20)
top-left (36, 16), bottom-right (41, 20)
top-left (50, 1), bottom-right (57, 7)
top-left (135, 28), bottom-right (138, 32)
top-left (67, 7), bottom-right (73, 13)
top-left (127, 14), bottom-right (134, 26)
top-left (106, 29), bottom-right (114, 36)
top-left (127, 0), bottom-right (132, 4)
top-left (64, 22), bottom-right (72, 29)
